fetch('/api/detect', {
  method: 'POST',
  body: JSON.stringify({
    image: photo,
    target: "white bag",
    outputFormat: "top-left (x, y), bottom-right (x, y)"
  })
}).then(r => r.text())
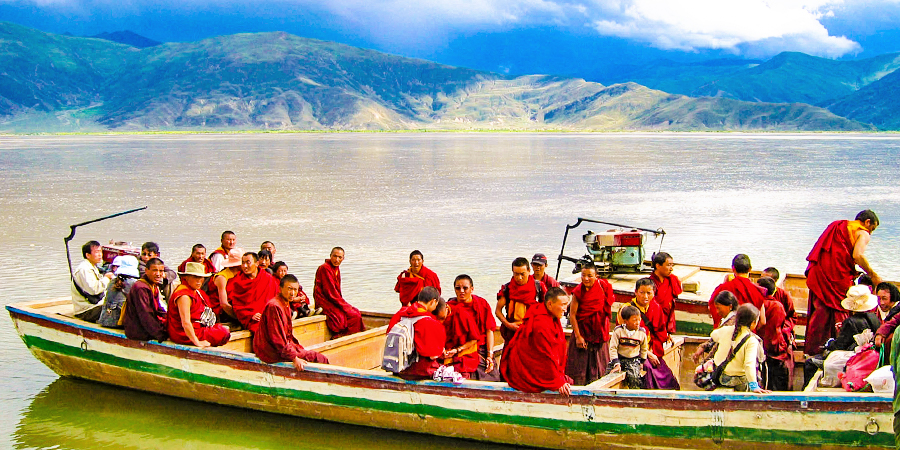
top-left (821, 350), bottom-right (855, 387)
top-left (864, 365), bottom-right (895, 394)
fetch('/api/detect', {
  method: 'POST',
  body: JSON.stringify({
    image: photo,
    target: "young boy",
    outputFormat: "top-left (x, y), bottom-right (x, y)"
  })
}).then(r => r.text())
top-left (756, 276), bottom-right (793, 390)
top-left (609, 305), bottom-right (650, 389)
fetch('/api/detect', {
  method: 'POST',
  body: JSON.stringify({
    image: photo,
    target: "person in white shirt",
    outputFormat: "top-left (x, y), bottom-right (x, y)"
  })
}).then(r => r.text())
top-left (71, 240), bottom-right (114, 322)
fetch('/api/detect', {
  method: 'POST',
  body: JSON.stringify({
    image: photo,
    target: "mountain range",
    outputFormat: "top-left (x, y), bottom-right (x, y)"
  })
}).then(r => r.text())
top-left (0, 22), bottom-right (896, 132)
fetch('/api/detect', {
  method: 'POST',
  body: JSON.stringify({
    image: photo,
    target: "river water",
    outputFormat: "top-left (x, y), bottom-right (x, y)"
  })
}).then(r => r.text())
top-left (1, 133), bottom-right (899, 449)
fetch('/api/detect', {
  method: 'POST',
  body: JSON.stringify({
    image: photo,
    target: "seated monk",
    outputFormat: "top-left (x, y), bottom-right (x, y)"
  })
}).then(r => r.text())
top-left (167, 262), bottom-right (231, 347)
top-left (178, 244), bottom-right (217, 275)
top-left (565, 262), bottom-right (616, 386)
top-left (387, 287), bottom-right (448, 380)
top-left (209, 230), bottom-right (237, 272)
top-left (314, 247), bottom-right (364, 338)
top-left (206, 248), bottom-right (243, 319)
top-left (500, 287), bottom-right (573, 396)
top-left (495, 257), bottom-right (546, 343)
top-left (708, 254), bottom-right (767, 327)
top-left (395, 250), bottom-right (442, 307)
top-left (254, 274), bottom-right (329, 370)
top-left (441, 296), bottom-right (481, 379)
top-left (626, 278), bottom-right (679, 390)
top-left (123, 257), bottom-right (168, 342)
top-left (227, 252), bottom-right (279, 333)
top-left (449, 274), bottom-right (499, 381)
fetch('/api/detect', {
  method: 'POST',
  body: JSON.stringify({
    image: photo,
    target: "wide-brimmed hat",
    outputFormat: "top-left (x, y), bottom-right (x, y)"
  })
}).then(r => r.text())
top-left (179, 262), bottom-right (212, 277)
top-left (223, 248), bottom-right (244, 268)
top-left (112, 255), bottom-right (139, 278)
top-left (842, 285), bottom-right (878, 312)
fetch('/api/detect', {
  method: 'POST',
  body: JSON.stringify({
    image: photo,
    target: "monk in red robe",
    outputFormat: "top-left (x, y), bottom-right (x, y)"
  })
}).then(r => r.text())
top-left (177, 244), bottom-right (217, 275)
top-left (708, 254), bottom-right (767, 327)
top-left (628, 278), bottom-right (679, 389)
top-left (387, 287), bottom-right (447, 380)
top-left (227, 252), bottom-right (279, 333)
top-left (167, 262), bottom-right (230, 347)
top-left (531, 253), bottom-right (560, 288)
top-left (254, 274), bottom-right (329, 370)
top-left (442, 298), bottom-right (481, 378)
top-left (394, 250), bottom-right (441, 306)
top-left (314, 247), bottom-right (364, 338)
top-left (565, 263), bottom-right (615, 385)
top-left (209, 230), bottom-right (236, 272)
top-left (449, 274), bottom-right (499, 380)
top-left (205, 248), bottom-right (242, 318)
top-left (650, 252), bottom-right (682, 335)
top-left (756, 277), bottom-right (793, 390)
top-left (762, 267), bottom-right (796, 330)
top-left (500, 286), bottom-right (572, 395)
top-left (805, 210), bottom-right (881, 355)
top-left (495, 257), bottom-right (546, 343)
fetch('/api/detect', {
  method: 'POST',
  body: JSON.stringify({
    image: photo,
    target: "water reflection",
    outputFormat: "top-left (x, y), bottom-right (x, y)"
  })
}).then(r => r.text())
top-left (15, 378), bottom-right (519, 450)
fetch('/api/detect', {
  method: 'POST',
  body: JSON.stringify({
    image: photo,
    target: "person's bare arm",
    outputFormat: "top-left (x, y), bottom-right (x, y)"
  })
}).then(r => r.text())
top-left (569, 296), bottom-right (586, 349)
top-left (485, 328), bottom-right (496, 371)
top-left (853, 231), bottom-right (881, 285)
top-left (216, 276), bottom-right (235, 318)
top-left (495, 297), bottom-right (517, 330)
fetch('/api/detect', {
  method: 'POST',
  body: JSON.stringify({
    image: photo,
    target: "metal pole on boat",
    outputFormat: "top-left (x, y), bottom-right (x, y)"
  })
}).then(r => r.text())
top-left (64, 207), bottom-right (148, 279)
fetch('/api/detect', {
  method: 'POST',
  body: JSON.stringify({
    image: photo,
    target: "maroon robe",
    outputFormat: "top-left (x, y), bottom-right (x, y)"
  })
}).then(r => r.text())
top-left (314, 260), bottom-right (364, 337)
top-left (760, 298), bottom-right (793, 390)
top-left (123, 278), bottom-right (167, 341)
top-left (166, 285), bottom-right (230, 347)
top-left (388, 304), bottom-right (446, 379)
top-left (227, 270), bottom-right (279, 333)
top-left (539, 273), bottom-right (561, 289)
top-left (565, 279), bottom-right (615, 385)
top-left (254, 297), bottom-right (329, 364)
top-left (708, 276), bottom-right (767, 327)
top-left (500, 302), bottom-right (570, 393)
top-left (651, 272), bottom-right (683, 335)
top-left (177, 257), bottom-right (217, 275)
top-left (443, 304), bottom-right (482, 376)
top-left (450, 295), bottom-right (499, 381)
top-left (805, 220), bottom-right (856, 354)
top-left (394, 265), bottom-right (441, 307)
top-left (630, 299), bottom-right (680, 390)
top-left (497, 276), bottom-right (545, 342)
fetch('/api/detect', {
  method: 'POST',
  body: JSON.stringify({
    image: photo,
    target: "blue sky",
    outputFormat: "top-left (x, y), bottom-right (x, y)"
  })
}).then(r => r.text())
top-left (3, 0), bottom-right (900, 79)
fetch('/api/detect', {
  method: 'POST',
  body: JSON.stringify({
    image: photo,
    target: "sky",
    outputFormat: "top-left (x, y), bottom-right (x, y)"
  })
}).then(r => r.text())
top-left (2, 0), bottom-right (900, 80)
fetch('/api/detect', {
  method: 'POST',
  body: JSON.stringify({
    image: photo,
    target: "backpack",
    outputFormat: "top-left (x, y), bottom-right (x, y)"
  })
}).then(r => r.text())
top-left (840, 344), bottom-right (882, 392)
top-left (502, 279), bottom-right (544, 322)
top-left (382, 316), bottom-right (427, 373)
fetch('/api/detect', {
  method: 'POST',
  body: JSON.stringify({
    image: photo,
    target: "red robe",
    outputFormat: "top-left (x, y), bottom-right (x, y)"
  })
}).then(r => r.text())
top-left (759, 298), bottom-right (791, 361)
top-left (227, 270), bottom-right (279, 333)
top-left (630, 300), bottom-right (669, 359)
top-left (394, 265), bottom-right (441, 307)
top-left (708, 276), bottom-right (767, 327)
top-left (572, 279), bottom-right (616, 344)
top-left (177, 257), bottom-right (217, 274)
top-left (166, 285), bottom-right (230, 347)
top-left (205, 269), bottom-right (236, 316)
top-left (805, 220), bottom-right (856, 354)
top-left (314, 260), bottom-right (364, 337)
top-left (442, 304), bottom-right (482, 375)
top-left (388, 304), bottom-right (446, 379)
top-left (497, 276), bottom-right (545, 342)
top-left (651, 272), bottom-right (682, 335)
top-left (449, 295), bottom-right (497, 347)
top-left (500, 302), bottom-right (569, 393)
top-left (253, 297), bottom-right (329, 364)
top-left (539, 273), bottom-right (561, 289)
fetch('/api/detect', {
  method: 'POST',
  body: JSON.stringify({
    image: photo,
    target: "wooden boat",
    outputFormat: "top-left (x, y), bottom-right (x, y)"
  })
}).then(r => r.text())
top-left (8, 296), bottom-right (893, 449)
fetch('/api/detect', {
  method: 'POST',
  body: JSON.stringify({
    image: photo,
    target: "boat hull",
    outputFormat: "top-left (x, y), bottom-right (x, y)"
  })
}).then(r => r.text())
top-left (8, 303), bottom-right (894, 450)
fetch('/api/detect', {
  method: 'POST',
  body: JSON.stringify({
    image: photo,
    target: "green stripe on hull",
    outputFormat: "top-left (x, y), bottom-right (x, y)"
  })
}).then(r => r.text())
top-left (21, 334), bottom-right (889, 448)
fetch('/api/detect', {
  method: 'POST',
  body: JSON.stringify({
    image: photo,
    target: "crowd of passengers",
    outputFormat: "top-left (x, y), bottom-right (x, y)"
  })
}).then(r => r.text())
top-left (70, 209), bottom-right (896, 394)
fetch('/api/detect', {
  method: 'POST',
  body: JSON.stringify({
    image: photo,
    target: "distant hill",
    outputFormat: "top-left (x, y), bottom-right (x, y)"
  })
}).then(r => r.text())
top-left (0, 22), bottom-right (878, 132)
top-left (90, 30), bottom-right (160, 48)
top-left (825, 69), bottom-right (900, 130)
top-left (598, 58), bottom-right (762, 97)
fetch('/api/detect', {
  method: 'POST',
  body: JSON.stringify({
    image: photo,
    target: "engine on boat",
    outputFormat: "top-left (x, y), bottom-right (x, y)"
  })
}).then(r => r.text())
top-left (577, 229), bottom-right (648, 275)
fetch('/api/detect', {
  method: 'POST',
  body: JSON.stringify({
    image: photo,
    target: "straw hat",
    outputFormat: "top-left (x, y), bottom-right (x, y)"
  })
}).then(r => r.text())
top-left (841, 285), bottom-right (878, 312)
top-left (111, 255), bottom-right (139, 278)
top-left (223, 248), bottom-right (244, 268)
top-left (179, 262), bottom-right (212, 278)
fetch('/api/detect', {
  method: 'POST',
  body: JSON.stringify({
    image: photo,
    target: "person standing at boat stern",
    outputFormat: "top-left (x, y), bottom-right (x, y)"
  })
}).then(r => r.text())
top-left (71, 240), bottom-right (114, 322)
top-left (531, 253), bottom-right (560, 289)
top-left (254, 274), bottom-right (329, 371)
top-left (123, 257), bottom-right (169, 342)
top-left (805, 210), bottom-right (882, 355)
top-left (564, 262), bottom-right (615, 385)
top-left (314, 247), bottom-right (365, 338)
top-left (209, 230), bottom-right (237, 272)
top-left (395, 250), bottom-right (441, 307)
top-left (227, 252), bottom-right (279, 333)
top-left (495, 257), bottom-right (546, 343)
top-left (708, 254), bottom-right (767, 328)
top-left (167, 262), bottom-right (231, 348)
top-left (650, 252), bottom-right (682, 335)
top-left (448, 274), bottom-right (499, 380)
top-left (500, 287), bottom-right (573, 396)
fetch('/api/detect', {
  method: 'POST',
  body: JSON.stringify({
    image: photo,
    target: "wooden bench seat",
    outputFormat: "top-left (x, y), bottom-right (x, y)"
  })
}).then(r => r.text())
top-left (220, 314), bottom-right (332, 353)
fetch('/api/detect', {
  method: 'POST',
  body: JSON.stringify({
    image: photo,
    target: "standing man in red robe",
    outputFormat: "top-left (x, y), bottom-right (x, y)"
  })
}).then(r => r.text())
top-left (531, 253), bottom-right (560, 289)
top-left (495, 257), bottom-right (546, 343)
top-left (209, 230), bottom-right (236, 272)
top-left (805, 210), bottom-right (881, 355)
top-left (708, 254), bottom-right (767, 327)
top-left (314, 247), bottom-right (365, 338)
top-left (394, 250), bottom-right (441, 307)
top-left (449, 274), bottom-right (499, 380)
top-left (500, 286), bottom-right (572, 395)
top-left (387, 287), bottom-right (447, 380)
top-left (227, 252), bottom-right (279, 333)
top-left (650, 252), bottom-right (682, 335)
top-left (565, 262), bottom-right (616, 385)
top-left (178, 244), bottom-right (217, 275)
top-left (254, 274), bottom-right (329, 371)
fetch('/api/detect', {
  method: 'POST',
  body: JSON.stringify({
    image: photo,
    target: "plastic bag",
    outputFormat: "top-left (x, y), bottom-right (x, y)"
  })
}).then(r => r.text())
top-left (821, 350), bottom-right (854, 387)
top-left (864, 365), bottom-right (894, 394)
